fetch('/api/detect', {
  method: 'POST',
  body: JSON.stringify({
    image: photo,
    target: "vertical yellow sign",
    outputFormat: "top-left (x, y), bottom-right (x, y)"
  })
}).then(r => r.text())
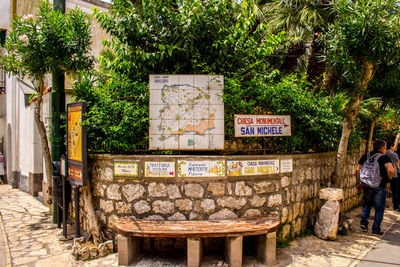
top-left (67, 105), bottom-right (82, 162)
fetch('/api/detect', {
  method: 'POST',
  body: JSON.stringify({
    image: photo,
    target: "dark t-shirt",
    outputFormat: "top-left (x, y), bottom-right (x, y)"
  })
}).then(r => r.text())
top-left (358, 151), bottom-right (391, 187)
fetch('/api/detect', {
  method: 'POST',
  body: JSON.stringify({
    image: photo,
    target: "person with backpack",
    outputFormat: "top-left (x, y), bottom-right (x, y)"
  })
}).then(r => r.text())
top-left (356, 139), bottom-right (395, 235)
top-left (386, 141), bottom-right (400, 211)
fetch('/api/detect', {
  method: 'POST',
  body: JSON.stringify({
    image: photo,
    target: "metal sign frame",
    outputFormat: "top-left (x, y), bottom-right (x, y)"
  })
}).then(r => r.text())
top-left (66, 101), bottom-right (87, 186)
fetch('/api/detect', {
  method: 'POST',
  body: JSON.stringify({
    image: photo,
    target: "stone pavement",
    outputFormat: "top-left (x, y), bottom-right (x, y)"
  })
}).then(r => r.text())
top-left (1, 183), bottom-right (400, 267)
top-left (357, 217), bottom-right (400, 267)
top-left (0, 185), bottom-right (117, 267)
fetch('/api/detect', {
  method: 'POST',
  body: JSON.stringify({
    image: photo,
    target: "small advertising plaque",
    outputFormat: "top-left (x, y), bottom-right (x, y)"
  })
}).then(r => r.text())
top-left (67, 101), bottom-right (87, 186)
top-left (145, 161), bottom-right (175, 177)
top-left (113, 161), bottom-right (139, 179)
top-left (177, 160), bottom-right (225, 177)
top-left (280, 159), bottom-right (293, 173)
top-left (227, 160), bottom-right (279, 176)
top-left (234, 115), bottom-right (291, 137)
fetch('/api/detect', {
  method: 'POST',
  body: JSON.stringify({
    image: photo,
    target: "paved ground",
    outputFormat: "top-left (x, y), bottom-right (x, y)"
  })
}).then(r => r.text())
top-left (1, 184), bottom-right (400, 267)
top-left (357, 218), bottom-right (400, 267)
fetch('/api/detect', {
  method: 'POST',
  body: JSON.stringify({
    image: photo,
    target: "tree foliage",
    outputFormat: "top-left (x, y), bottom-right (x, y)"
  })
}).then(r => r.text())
top-left (0, 0), bottom-right (93, 193)
top-left (324, 0), bottom-right (400, 184)
top-left (74, 0), bottom-right (283, 152)
top-left (69, 0), bottom-right (347, 154)
top-left (1, 1), bottom-right (93, 79)
top-left (325, 0), bottom-right (400, 90)
top-left (224, 75), bottom-right (342, 152)
top-left (94, 0), bottom-right (282, 81)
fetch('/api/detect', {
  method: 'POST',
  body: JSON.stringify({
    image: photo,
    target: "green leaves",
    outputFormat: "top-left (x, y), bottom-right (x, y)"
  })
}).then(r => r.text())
top-left (325, 0), bottom-right (400, 86)
top-left (222, 74), bottom-right (342, 153)
top-left (0, 0), bottom-right (93, 81)
top-left (94, 0), bottom-right (283, 81)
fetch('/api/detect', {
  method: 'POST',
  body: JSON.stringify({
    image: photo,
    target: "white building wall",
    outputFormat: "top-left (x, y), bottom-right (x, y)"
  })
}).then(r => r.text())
top-left (0, 117), bottom-right (4, 139)
top-left (0, 94), bottom-right (5, 140)
top-left (18, 95), bottom-right (34, 177)
top-left (0, 0), bottom-right (11, 30)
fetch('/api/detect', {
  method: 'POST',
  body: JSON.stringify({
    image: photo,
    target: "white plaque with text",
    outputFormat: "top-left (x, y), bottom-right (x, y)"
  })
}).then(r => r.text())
top-left (280, 159), bottom-right (293, 173)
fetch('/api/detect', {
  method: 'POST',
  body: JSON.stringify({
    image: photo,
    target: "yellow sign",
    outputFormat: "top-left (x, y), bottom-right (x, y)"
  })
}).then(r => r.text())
top-left (67, 105), bottom-right (82, 162)
top-left (227, 160), bottom-right (280, 176)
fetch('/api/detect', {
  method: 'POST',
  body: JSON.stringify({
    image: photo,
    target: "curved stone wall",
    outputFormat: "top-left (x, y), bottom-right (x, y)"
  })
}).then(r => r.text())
top-left (79, 151), bottom-right (362, 240)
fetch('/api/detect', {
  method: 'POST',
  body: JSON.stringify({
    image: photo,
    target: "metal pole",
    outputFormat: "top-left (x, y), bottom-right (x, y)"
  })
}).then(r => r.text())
top-left (51, 0), bottom-right (66, 223)
top-left (74, 186), bottom-right (81, 238)
top-left (62, 176), bottom-right (67, 238)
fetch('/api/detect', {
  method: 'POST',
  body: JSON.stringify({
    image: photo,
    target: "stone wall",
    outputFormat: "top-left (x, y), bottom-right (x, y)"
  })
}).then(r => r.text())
top-left (77, 151), bottom-right (363, 241)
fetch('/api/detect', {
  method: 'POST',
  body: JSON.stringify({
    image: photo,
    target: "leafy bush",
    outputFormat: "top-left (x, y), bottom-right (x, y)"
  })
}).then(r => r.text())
top-left (224, 75), bottom-right (343, 153)
top-left (72, 0), bottom-right (346, 154)
top-left (375, 109), bottom-right (400, 142)
top-left (73, 74), bottom-right (149, 153)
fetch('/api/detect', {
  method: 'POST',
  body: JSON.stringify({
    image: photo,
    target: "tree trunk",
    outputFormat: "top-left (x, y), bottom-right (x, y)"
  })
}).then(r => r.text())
top-left (281, 43), bottom-right (306, 74)
top-left (366, 118), bottom-right (377, 153)
top-left (307, 33), bottom-right (326, 88)
top-left (331, 58), bottom-right (375, 187)
top-left (322, 70), bottom-right (340, 92)
top-left (34, 77), bottom-right (53, 204)
top-left (394, 130), bottom-right (400, 151)
top-left (81, 181), bottom-right (103, 245)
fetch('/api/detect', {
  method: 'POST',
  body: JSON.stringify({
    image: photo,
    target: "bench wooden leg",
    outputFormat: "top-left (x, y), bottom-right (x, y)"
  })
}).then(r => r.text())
top-left (225, 236), bottom-right (243, 267)
top-left (118, 235), bottom-right (141, 266)
top-left (187, 237), bottom-right (202, 267)
top-left (256, 232), bottom-right (276, 266)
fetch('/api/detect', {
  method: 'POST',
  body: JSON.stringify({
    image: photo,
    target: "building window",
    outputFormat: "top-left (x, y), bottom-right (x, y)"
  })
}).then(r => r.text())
top-left (0, 69), bottom-right (5, 94)
top-left (0, 30), bottom-right (5, 47)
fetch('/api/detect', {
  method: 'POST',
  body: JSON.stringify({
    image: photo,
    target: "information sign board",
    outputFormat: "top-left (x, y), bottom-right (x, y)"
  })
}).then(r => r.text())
top-left (149, 75), bottom-right (224, 150)
top-left (67, 101), bottom-right (87, 186)
top-left (234, 115), bottom-right (291, 137)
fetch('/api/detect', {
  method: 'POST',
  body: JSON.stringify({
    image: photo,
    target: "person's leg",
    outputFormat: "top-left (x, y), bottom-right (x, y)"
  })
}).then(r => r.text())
top-left (361, 187), bottom-right (373, 228)
top-left (372, 186), bottom-right (387, 234)
top-left (391, 178), bottom-right (399, 210)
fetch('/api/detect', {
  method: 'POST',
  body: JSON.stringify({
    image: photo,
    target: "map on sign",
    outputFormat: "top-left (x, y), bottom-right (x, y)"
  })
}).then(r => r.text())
top-left (149, 75), bottom-right (224, 150)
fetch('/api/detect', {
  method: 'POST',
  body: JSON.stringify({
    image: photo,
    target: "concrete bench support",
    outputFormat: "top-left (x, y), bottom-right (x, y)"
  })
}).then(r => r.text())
top-left (115, 214), bottom-right (280, 266)
top-left (187, 237), bottom-right (203, 267)
top-left (225, 235), bottom-right (243, 267)
top-left (256, 232), bottom-right (276, 266)
top-left (118, 235), bottom-right (141, 266)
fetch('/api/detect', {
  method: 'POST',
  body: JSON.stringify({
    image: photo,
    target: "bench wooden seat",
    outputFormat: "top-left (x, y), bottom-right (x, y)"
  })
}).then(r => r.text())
top-left (115, 214), bottom-right (280, 267)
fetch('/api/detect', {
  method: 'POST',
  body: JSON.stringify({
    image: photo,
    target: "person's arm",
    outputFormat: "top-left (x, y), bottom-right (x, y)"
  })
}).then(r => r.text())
top-left (356, 164), bottom-right (362, 191)
top-left (385, 162), bottom-right (395, 180)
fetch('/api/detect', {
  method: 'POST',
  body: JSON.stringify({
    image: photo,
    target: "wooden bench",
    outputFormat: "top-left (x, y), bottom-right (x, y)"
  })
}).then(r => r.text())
top-left (115, 214), bottom-right (280, 267)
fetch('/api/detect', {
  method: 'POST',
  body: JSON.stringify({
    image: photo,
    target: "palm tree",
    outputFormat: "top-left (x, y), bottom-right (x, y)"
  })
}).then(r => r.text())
top-left (358, 97), bottom-right (385, 152)
top-left (265, 0), bottom-right (333, 85)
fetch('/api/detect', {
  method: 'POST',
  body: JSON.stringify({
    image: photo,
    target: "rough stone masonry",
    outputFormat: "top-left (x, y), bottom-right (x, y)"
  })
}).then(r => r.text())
top-left (75, 151), bottom-right (363, 242)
